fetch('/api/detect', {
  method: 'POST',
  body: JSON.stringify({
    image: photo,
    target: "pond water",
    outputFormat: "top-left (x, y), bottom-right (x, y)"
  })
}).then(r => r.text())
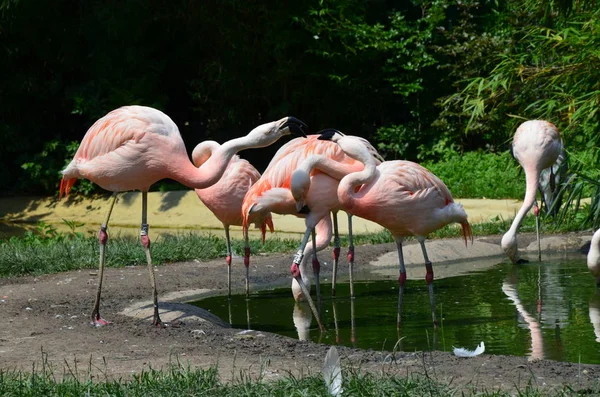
top-left (194, 256), bottom-right (600, 364)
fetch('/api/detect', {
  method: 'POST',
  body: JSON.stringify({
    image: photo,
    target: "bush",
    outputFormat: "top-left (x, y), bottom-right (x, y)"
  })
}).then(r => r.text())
top-left (422, 151), bottom-right (524, 199)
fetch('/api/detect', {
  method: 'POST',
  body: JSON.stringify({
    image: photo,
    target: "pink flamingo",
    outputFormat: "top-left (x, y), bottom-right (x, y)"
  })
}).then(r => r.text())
top-left (588, 229), bottom-right (600, 286)
top-left (501, 120), bottom-right (562, 264)
top-left (293, 129), bottom-right (472, 327)
top-left (241, 134), bottom-right (382, 331)
top-left (60, 105), bottom-right (307, 327)
top-left (192, 141), bottom-right (274, 297)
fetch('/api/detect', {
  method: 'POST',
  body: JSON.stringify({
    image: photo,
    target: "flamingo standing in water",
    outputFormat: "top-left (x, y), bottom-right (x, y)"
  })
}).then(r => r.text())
top-left (292, 130), bottom-right (472, 327)
top-left (241, 134), bottom-right (382, 331)
top-left (501, 120), bottom-right (563, 264)
top-left (60, 105), bottom-right (307, 327)
top-left (588, 229), bottom-right (600, 286)
top-left (192, 141), bottom-right (274, 297)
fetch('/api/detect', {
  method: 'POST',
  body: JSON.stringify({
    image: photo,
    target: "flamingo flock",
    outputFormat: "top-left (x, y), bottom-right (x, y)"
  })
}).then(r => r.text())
top-left (60, 106), bottom-right (598, 334)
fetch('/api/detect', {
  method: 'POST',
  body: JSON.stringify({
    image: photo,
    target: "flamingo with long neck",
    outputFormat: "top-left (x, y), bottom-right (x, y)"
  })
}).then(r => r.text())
top-left (60, 105), bottom-right (307, 326)
top-left (241, 134), bottom-right (382, 331)
top-left (292, 129), bottom-right (472, 327)
top-left (501, 120), bottom-right (562, 264)
top-left (290, 139), bottom-right (384, 299)
top-left (192, 141), bottom-right (274, 298)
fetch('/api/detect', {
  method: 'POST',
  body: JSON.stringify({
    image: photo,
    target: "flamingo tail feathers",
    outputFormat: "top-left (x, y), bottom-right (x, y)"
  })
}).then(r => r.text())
top-left (259, 216), bottom-right (275, 245)
top-left (461, 221), bottom-right (473, 246)
top-left (59, 177), bottom-right (76, 199)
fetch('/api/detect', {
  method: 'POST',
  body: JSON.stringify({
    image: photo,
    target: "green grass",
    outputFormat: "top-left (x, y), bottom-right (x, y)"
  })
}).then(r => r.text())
top-left (0, 208), bottom-right (589, 279)
top-left (423, 151), bottom-right (525, 199)
top-left (0, 359), bottom-right (589, 397)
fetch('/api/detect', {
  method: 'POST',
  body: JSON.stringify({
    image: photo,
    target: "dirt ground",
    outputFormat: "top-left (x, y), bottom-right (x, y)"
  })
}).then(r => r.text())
top-left (1, 234), bottom-right (599, 394)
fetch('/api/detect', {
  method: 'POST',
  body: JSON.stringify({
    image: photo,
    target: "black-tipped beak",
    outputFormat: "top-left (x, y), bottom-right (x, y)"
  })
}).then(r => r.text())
top-left (317, 128), bottom-right (340, 141)
top-left (297, 205), bottom-right (310, 215)
top-left (281, 117), bottom-right (308, 137)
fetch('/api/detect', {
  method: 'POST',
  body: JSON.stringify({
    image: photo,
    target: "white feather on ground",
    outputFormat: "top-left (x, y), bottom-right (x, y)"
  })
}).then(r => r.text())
top-left (322, 346), bottom-right (343, 396)
top-left (453, 342), bottom-right (485, 357)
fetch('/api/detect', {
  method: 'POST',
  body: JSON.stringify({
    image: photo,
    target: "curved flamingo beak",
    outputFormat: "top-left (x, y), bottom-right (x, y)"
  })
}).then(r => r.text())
top-left (280, 117), bottom-right (308, 137)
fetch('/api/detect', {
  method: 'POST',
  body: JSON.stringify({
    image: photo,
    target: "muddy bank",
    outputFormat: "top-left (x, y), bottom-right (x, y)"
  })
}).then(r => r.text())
top-left (0, 231), bottom-right (598, 393)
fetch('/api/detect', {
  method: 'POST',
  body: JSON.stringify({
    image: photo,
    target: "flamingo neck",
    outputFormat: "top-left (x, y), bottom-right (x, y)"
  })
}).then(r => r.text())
top-left (338, 155), bottom-right (377, 210)
top-left (507, 168), bottom-right (540, 238)
top-left (170, 136), bottom-right (253, 189)
top-left (300, 155), bottom-right (363, 180)
top-left (589, 229), bottom-right (600, 278)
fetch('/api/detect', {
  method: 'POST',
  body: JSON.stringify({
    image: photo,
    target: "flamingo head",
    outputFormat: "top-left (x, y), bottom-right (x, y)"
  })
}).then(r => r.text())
top-left (247, 117), bottom-right (308, 147)
top-left (291, 272), bottom-right (312, 302)
top-left (317, 128), bottom-right (344, 142)
top-left (501, 230), bottom-right (519, 264)
top-left (290, 168), bottom-right (310, 213)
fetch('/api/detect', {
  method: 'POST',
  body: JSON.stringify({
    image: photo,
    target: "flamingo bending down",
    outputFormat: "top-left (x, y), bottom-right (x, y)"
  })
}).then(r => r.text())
top-left (241, 135), bottom-right (382, 331)
top-left (588, 229), bottom-right (600, 286)
top-left (192, 141), bottom-right (274, 297)
top-left (501, 120), bottom-right (562, 264)
top-left (293, 130), bottom-right (472, 327)
top-left (60, 105), bottom-right (307, 326)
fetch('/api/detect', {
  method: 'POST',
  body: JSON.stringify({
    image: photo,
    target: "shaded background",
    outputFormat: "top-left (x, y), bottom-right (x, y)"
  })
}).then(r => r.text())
top-left (1, 0), bottom-right (598, 206)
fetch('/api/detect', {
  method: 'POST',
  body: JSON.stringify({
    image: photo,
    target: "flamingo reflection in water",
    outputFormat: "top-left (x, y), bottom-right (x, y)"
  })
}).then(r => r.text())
top-left (502, 267), bottom-right (545, 361)
top-left (292, 298), bottom-right (356, 346)
top-left (589, 291), bottom-right (600, 343)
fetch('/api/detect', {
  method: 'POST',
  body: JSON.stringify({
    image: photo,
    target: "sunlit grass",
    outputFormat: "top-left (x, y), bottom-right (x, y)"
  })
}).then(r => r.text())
top-left (0, 359), bottom-right (590, 397)
top-left (0, 208), bottom-right (590, 279)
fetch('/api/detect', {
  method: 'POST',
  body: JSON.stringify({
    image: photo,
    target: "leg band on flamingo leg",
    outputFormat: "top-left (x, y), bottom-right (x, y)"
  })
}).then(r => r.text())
top-left (140, 223), bottom-right (150, 249)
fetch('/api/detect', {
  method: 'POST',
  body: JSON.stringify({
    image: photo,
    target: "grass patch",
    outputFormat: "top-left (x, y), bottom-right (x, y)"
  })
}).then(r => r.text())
top-left (0, 208), bottom-right (590, 279)
top-left (423, 151), bottom-right (525, 199)
top-left (0, 359), bottom-right (590, 397)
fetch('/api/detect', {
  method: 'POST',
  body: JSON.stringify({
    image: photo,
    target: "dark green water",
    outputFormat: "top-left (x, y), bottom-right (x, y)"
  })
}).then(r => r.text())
top-left (194, 257), bottom-right (600, 364)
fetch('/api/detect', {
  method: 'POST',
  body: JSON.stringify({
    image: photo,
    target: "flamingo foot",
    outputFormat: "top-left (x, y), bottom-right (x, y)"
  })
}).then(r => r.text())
top-left (92, 317), bottom-right (112, 327)
top-left (152, 314), bottom-right (164, 327)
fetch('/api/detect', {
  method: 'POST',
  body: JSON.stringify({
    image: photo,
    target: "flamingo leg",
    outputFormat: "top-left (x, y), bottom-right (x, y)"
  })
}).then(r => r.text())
top-left (141, 191), bottom-right (162, 327)
top-left (395, 238), bottom-right (406, 329)
top-left (534, 200), bottom-right (541, 262)
top-left (246, 298), bottom-right (251, 330)
top-left (347, 213), bottom-right (355, 298)
top-left (291, 228), bottom-right (326, 332)
top-left (418, 238), bottom-right (438, 328)
top-left (224, 225), bottom-right (233, 298)
top-left (244, 234), bottom-right (251, 299)
top-left (350, 294), bottom-right (357, 345)
top-left (227, 295), bottom-right (233, 325)
top-left (331, 211), bottom-right (341, 297)
top-left (332, 299), bottom-right (340, 343)
top-left (311, 229), bottom-right (322, 311)
top-left (90, 192), bottom-right (118, 326)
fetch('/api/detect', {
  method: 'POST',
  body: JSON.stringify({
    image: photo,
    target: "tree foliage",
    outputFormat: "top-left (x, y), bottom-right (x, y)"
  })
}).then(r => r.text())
top-left (1, 0), bottom-right (599, 227)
